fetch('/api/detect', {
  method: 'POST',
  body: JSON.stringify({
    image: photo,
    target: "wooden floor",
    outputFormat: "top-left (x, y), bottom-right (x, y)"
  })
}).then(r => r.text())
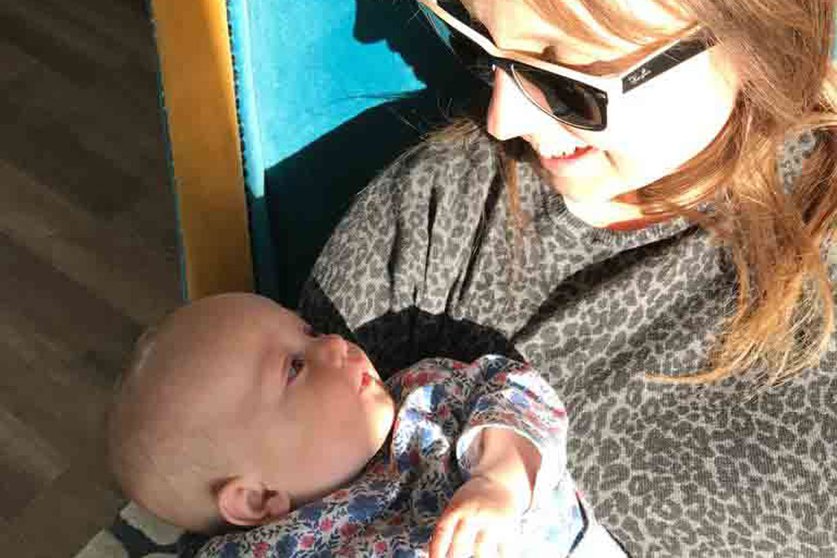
top-left (0, 1), bottom-right (182, 556)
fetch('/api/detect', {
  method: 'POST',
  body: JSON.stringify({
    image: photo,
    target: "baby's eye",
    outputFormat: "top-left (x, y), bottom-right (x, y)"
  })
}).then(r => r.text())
top-left (288, 355), bottom-right (305, 383)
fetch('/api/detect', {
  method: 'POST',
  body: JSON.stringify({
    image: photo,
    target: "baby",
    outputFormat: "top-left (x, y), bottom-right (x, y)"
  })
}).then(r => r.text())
top-left (108, 293), bottom-right (625, 557)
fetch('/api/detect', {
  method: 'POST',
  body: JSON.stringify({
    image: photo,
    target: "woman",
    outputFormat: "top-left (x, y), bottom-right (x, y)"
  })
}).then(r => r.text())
top-left (300, 0), bottom-right (837, 555)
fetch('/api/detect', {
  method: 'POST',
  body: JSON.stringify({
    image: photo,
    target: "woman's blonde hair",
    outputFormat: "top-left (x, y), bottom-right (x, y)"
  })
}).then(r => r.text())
top-left (430, 0), bottom-right (837, 386)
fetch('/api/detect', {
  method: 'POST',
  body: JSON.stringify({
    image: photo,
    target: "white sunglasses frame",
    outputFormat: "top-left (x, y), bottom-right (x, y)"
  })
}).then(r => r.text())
top-left (417, 0), bottom-right (715, 131)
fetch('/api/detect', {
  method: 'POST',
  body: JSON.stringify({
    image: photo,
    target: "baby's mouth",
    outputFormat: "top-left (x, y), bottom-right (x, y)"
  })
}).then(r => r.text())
top-left (359, 371), bottom-right (387, 393)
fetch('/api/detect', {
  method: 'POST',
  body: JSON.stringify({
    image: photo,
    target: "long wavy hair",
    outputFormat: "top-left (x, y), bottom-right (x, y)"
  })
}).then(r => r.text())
top-left (429, 0), bottom-right (837, 386)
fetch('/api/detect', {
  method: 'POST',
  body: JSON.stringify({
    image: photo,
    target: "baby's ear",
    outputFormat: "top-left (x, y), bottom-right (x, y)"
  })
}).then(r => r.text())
top-left (216, 477), bottom-right (291, 527)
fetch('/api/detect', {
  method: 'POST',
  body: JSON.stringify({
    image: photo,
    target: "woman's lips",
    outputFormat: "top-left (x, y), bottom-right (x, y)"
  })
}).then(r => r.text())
top-left (538, 146), bottom-right (596, 172)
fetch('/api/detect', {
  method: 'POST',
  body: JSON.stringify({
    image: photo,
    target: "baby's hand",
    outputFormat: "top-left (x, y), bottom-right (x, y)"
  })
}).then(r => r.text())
top-left (429, 475), bottom-right (521, 558)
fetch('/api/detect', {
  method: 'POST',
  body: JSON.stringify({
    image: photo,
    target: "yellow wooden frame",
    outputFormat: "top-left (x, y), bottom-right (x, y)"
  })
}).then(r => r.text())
top-left (151, 0), bottom-right (253, 299)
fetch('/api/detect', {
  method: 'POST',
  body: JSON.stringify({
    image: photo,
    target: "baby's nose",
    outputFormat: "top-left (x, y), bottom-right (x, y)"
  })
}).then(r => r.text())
top-left (308, 334), bottom-right (348, 368)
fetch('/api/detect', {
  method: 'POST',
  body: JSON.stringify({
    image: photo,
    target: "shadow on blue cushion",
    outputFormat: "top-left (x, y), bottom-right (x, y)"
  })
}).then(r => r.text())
top-left (265, 0), bottom-right (488, 306)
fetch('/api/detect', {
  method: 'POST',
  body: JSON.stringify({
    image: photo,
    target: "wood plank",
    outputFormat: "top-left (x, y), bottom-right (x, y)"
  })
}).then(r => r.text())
top-left (0, 36), bottom-right (40, 84)
top-left (111, 183), bottom-right (180, 266)
top-left (0, 92), bottom-right (147, 216)
top-left (12, 0), bottom-right (158, 69)
top-left (5, 463), bottom-right (125, 558)
top-left (0, 2), bottom-right (157, 88)
top-left (0, 233), bottom-right (142, 389)
top-left (0, 5), bottom-right (118, 91)
top-left (0, 3), bottom-right (167, 215)
top-left (0, 6), bottom-right (161, 121)
top-left (0, 407), bottom-right (67, 522)
top-left (0, 319), bottom-right (116, 465)
top-left (2, 62), bottom-right (169, 193)
top-left (1, 159), bottom-right (180, 325)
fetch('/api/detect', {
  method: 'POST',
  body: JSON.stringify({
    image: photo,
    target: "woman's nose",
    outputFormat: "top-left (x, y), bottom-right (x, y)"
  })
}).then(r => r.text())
top-left (486, 67), bottom-right (547, 141)
top-left (306, 334), bottom-right (348, 369)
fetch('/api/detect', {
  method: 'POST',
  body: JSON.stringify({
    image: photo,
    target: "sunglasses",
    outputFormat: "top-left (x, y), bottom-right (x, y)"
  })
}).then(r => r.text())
top-left (417, 0), bottom-right (715, 131)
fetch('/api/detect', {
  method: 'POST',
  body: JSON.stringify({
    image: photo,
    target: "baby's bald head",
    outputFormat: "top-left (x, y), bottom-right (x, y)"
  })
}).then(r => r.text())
top-left (108, 293), bottom-right (393, 534)
top-left (108, 294), bottom-right (269, 533)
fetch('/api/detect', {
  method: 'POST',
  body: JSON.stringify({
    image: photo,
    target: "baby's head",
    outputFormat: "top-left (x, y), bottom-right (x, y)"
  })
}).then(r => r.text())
top-left (108, 293), bottom-right (394, 533)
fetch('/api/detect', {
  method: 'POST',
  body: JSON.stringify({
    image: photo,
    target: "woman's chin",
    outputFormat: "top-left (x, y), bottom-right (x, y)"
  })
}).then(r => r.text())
top-left (547, 165), bottom-right (649, 205)
top-left (562, 193), bottom-right (647, 228)
top-left (551, 177), bottom-right (621, 205)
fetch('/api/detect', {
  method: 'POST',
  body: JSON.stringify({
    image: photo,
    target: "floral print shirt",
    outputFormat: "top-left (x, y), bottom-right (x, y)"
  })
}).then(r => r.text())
top-left (197, 356), bottom-right (617, 557)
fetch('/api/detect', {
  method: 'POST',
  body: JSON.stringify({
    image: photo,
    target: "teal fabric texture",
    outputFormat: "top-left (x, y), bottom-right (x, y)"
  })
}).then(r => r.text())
top-left (226, 0), bottom-right (481, 304)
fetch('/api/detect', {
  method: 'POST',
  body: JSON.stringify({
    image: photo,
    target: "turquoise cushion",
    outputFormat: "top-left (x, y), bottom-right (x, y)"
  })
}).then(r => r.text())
top-left (227, 0), bottom-right (482, 304)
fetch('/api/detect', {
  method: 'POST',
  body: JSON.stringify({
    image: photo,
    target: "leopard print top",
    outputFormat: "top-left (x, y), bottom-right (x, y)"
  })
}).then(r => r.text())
top-left (298, 130), bottom-right (837, 557)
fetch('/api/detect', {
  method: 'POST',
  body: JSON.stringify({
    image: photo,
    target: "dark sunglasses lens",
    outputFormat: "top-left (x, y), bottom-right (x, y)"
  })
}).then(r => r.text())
top-left (418, 2), bottom-right (608, 130)
top-left (418, 3), bottom-right (494, 84)
top-left (512, 65), bottom-right (608, 130)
